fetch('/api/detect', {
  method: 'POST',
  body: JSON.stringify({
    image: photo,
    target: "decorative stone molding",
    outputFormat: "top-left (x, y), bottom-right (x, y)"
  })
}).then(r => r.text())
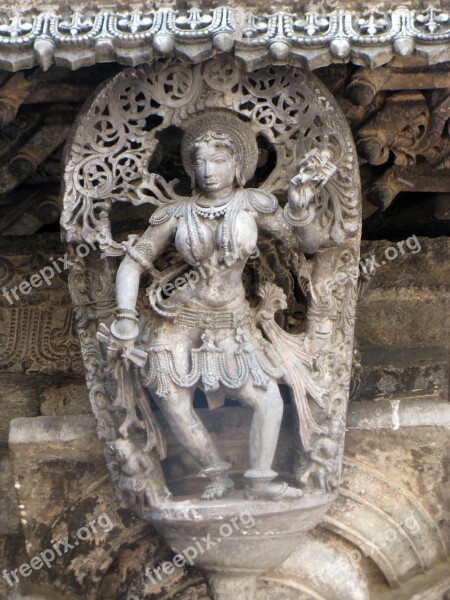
top-left (368, 163), bottom-right (450, 210)
top-left (356, 91), bottom-right (429, 166)
top-left (0, 6), bottom-right (449, 71)
top-left (0, 305), bottom-right (82, 374)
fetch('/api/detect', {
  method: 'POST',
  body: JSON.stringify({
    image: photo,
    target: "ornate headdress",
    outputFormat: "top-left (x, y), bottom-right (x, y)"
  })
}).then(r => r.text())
top-left (181, 111), bottom-right (259, 184)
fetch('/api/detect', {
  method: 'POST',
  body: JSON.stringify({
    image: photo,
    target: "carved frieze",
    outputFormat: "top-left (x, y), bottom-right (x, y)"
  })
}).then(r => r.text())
top-left (356, 92), bottom-right (429, 166)
top-left (0, 239), bottom-right (82, 374)
top-left (0, 305), bottom-right (82, 374)
top-left (0, 6), bottom-right (449, 72)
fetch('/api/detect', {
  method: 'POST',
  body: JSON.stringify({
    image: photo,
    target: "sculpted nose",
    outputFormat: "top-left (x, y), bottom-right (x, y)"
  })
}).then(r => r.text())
top-left (204, 161), bottom-right (212, 177)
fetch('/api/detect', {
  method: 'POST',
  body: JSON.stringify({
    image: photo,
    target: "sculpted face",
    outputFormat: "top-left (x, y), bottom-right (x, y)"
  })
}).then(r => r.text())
top-left (194, 142), bottom-right (236, 197)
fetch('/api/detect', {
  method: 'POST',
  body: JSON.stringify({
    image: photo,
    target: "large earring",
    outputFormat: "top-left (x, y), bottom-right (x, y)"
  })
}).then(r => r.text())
top-left (190, 172), bottom-right (196, 191)
top-left (235, 165), bottom-right (245, 188)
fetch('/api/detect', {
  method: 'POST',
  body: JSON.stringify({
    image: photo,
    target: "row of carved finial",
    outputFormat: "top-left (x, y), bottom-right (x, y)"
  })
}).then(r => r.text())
top-left (0, 6), bottom-right (449, 71)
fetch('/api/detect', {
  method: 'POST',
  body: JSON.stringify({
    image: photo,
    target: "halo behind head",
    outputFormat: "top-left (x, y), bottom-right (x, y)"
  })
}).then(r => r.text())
top-left (181, 111), bottom-right (258, 185)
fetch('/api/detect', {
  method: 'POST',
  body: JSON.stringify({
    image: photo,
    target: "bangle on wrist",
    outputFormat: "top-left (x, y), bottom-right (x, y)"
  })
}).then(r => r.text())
top-left (115, 313), bottom-right (139, 322)
top-left (110, 319), bottom-right (139, 341)
top-left (116, 307), bottom-right (138, 316)
top-left (284, 204), bottom-right (315, 227)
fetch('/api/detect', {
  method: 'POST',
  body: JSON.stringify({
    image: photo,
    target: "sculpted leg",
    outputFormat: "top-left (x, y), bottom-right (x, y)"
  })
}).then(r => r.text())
top-left (235, 380), bottom-right (302, 501)
top-left (153, 383), bottom-right (234, 499)
top-left (235, 380), bottom-right (283, 471)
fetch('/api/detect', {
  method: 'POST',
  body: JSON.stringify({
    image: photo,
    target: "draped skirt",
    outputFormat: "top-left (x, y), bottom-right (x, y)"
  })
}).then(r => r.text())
top-left (143, 304), bottom-right (284, 402)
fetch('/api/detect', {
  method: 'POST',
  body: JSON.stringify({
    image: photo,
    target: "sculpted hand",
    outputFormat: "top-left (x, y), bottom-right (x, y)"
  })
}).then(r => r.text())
top-left (288, 174), bottom-right (316, 211)
top-left (97, 319), bottom-right (146, 368)
top-left (111, 318), bottom-right (138, 344)
top-left (288, 148), bottom-right (337, 213)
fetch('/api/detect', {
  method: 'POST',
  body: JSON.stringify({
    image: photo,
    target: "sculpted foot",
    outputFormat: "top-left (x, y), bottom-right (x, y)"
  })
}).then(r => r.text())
top-left (201, 474), bottom-right (235, 500)
top-left (244, 481), bottom-right (303, 501)
top-left (243, 469), bottom-right (303, 501)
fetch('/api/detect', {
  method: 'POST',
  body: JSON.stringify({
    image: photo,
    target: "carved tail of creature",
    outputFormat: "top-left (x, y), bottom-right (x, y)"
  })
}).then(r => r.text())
top-left (257, 283), bottom-right (328, 451)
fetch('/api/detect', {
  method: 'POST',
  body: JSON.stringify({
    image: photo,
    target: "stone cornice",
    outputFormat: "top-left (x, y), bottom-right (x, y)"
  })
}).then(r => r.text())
top-left (0, 5), bottom-right (449, 71)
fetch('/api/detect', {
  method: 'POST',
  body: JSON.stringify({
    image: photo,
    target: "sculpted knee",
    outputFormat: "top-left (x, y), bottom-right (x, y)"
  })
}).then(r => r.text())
top-left (157, 390), bottom-right (178, 404)
top-left (158, 395), bottom-right (197, 427)
top-left (260, 388), bottom-right (284, 417)
top-left (156, 390), bottom-right (189, 413)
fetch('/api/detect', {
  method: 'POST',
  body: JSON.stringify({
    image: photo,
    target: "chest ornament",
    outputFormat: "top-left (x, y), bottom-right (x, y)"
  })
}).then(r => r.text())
top-left (193, 198), bottom-right (234, 220)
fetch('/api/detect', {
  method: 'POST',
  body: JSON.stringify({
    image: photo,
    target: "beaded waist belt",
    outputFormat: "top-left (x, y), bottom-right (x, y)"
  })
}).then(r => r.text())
top-left (174, 306), bottom-right (253, 329)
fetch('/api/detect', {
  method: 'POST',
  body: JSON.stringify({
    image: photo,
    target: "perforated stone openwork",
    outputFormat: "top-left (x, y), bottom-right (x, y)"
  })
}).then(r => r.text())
top-left (62, 56), bottom-right (358, 251)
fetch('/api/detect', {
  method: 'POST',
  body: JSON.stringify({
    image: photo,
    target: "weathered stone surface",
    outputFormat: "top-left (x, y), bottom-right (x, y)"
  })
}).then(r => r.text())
top-left (344, 427), bottom-right (450, 548)
top-left (39, 382), bottom-right (90, 416)
top-left (3, 590), bottom-right (48, 599)
top-left (347, 398), bottom-right (450, 430)
top-left (266, 527), bottom-right (370, 600)
top-left (0, 453), bottom-right (20, 535)
top-left (8, 409), bottom-right (450, 599)
top-left (357, 292), bottom-right (449, 347)
top-left (353, 346), bottom-right (449, 402)
top-left (9, 415), bottom-right (105, 556)
top-left (8, 415), bottom-right (164, 600)
top-left (0, 376), bottom-right (41, 447)
top-left (0, 533), bottom-right (28, 598)
top-left (356, 237), bottom-right (450, 348)
top-left (360, 237), bottom-right (449, 290)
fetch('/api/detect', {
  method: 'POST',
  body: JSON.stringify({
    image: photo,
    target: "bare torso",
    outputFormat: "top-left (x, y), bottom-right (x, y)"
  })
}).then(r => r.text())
top-left (169, 201), bottom-right (258, 310)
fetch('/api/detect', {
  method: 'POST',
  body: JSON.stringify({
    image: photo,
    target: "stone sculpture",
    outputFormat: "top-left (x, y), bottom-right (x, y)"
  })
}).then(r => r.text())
top-left (103, 110), bottom-right (341, 503)
top-left (62, 56), bottom-right (361, 599)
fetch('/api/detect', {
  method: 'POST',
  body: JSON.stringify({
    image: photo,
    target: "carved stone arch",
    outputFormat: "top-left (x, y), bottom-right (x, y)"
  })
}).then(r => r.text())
top-left (323, 458), bottom-right (449, 587)
top-left (62, 55), bottom-right (359, 244)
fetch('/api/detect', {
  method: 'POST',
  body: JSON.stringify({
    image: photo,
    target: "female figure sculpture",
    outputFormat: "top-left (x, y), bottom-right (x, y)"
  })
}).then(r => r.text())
top-left (107, 111), bottom-right (336, 502)
top-left (63, 60), bottom-right (361, 599)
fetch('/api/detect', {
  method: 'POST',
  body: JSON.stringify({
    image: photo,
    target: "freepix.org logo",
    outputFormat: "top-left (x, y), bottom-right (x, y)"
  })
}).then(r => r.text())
top-left (2, 513), bottom-right (113, 588)
top-left (146, 509), bottom-right (256, 585)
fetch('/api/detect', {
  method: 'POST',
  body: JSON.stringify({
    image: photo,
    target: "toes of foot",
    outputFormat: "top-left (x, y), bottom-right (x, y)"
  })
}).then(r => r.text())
top-left (202, 488), bottom-right (218, 500)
